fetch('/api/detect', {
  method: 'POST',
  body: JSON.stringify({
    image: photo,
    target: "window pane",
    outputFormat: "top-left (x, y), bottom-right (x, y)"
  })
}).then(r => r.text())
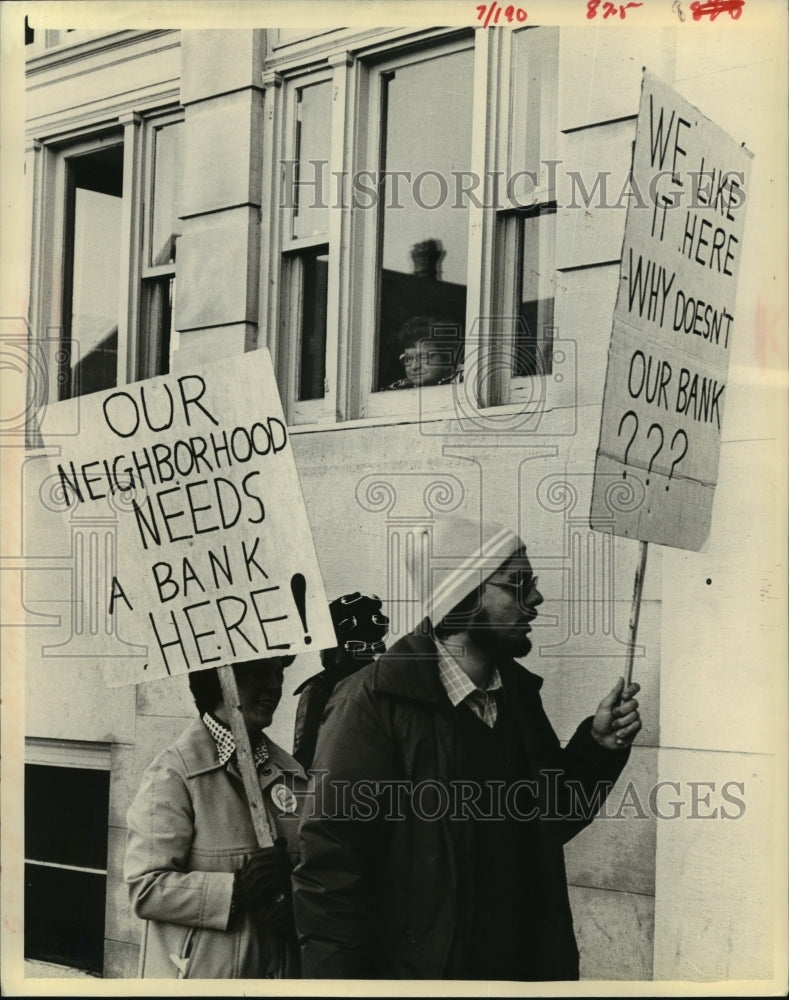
top-left (376, 49), bottom-right (473, 391)
top-left (25, 764), bottom-right (110, 870)
top-left (25, 864), bottom-right (106, 974)
top-left (293, 82), bottom-right (331, 240)
top-left (139, 275), bottom-right (174, 380)
top-left (150, 121), bottom-right (182, 266)
top-left (62, 145), bottom-right (124, 399)
top-left (515, 211), bottom-right (554, 377)
top-left (298, 250), bottom-right (329, 400)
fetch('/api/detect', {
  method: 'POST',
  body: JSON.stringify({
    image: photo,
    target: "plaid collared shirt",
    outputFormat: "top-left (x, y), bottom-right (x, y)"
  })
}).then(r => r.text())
top-left (202, 711), bottom-right (270, 769)
top-left (435, 639), bottom-right (503, 729)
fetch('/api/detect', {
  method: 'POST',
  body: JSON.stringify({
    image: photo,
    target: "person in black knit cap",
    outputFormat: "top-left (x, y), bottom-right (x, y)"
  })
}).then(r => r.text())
top-left (292, 593), bottom-right (389, 769)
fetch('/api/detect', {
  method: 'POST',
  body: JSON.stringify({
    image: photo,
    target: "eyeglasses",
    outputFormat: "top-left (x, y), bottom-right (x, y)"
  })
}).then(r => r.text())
top-left (399, 351), bottom-right (447, 367)
top-left (486, 574), bottom-right (539, 598)
top-left (344, 639), bottom-right (387, 656)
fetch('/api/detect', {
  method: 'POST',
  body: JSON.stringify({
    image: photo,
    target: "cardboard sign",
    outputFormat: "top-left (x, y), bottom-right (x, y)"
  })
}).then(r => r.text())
top-left (591, 70), bottom-right (752, 550)
top-left (43, 349), bottom-right (334, 685)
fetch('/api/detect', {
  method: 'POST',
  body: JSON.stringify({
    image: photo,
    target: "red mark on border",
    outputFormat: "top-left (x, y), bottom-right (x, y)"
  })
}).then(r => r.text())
top-left (689, 0), bottom-right (744, 20)
top-left (476, 3), bottom-right (528, 27)
top-left (587, 0), bottom-right (644, 18)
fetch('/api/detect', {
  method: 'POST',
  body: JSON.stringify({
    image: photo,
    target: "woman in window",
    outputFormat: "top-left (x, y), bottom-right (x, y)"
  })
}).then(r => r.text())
top-left (124, 656), bottom-right (305, 979)
top-left (385, 316), bottom-right (464, 390)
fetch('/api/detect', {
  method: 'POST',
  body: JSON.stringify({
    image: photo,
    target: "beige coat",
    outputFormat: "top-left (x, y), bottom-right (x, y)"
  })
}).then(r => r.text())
top-left (125, 718), bottom-right (307, 979)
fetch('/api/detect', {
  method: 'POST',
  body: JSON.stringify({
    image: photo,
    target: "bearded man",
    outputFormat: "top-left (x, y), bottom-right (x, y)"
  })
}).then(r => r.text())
top-left (292, 516), bottom-right (641, 982)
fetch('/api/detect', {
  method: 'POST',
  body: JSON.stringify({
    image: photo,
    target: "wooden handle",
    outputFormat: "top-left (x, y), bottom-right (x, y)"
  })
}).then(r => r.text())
top-left (217, 664), bottom-right (275, 848)
top-left (625, 540), bottom-right (649, 687)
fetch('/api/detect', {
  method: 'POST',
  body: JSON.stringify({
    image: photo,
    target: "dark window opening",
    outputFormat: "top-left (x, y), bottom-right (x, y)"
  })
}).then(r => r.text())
top-left (514, 207), bottom-right (555, 378)
top-left (24, 763), bottom-right (110, 975)
top-left (60, 143), bottom-right (124, 400)
top-left (298, 249), bottom-right (329, 400)
top-left (24, 866), bottom-right (107, 975)
top-left (139, 275), bottom-right (174, 381)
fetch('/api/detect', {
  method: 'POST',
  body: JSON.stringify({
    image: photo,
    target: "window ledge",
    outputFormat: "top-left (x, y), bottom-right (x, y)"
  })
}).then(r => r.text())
top-left (24, 959), bottom-right (100, 979)
top-left (288, 396), bottom-right (569, 435)
top-left (289, 410), bottom-right (451, 435)
top-left (25, 737), bottom-right (112, 770)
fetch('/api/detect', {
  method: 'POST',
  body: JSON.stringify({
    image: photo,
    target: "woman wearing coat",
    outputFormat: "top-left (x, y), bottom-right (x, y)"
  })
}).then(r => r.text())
top-left (124, 656), bottom-right (307, 979)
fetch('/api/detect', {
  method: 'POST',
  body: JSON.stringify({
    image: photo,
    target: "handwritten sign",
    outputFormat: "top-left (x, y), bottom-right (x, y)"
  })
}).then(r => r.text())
top-left (591, 70), bottom-right (752, 550)
top-left (44, 350), bottom-right (335, 685)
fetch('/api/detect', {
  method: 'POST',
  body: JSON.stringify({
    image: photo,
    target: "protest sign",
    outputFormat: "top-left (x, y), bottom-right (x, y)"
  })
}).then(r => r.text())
top-left (591, 70), bottom-right (752, 551)
top-left (42, 349), bottom-right (335, 685)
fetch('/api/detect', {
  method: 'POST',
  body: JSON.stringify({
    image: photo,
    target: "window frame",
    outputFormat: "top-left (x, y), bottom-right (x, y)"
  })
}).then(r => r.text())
top-left (355, 34), bottom-right (477, 421)
top-left (24, 28), bottom-right (84, 54)
top-left (498, 27), bottom-right (563, 407)
top-left (29, 106), bottom-right (182, 409)
top-left (276, 67), bottom-right (339, 426)
top-left (59, 136), bottom-right (126, 401)
top-left (492, 204), bottom-right (558, 403)
top-left (138, 109), bottom-right (184, 382)
top-left (30, 127), bottom-right (127, 407)
top-left (259, 25), bottom-right (562, 430)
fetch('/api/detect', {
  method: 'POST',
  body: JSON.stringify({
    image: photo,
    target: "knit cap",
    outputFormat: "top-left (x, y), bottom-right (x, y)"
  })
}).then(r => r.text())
top-left (407, 515), bottom-right (525, 627)
top-left (329, 593), bottom-right (389, 657)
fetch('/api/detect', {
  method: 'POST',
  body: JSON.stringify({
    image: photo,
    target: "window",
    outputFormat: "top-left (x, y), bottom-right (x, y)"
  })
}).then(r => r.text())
top-left (292, 81), bottom-right (332, 242)
top-left (32, 110), bottom-right (182, 407)
top-left (494, 206), bottom-right (557, 392)
top-left (373, 47), bottom-right (473, 394)
top-left (24, 742), bottom-right (111, 975)
top-left (24, 28), bottom-right (100, 54)
top-left (354, 36), bottom-right (475, 420)
top-left (263, 26), bottom-right (559, 426)
top-left (515, 209), bottom-right (555, 378)
top-left (139, 116), bottom-right (182, 381)
top-left (297, 247), bottom-right (329, 399)
top-left (493, 27), bottom-right (558, 406)
top-left (277, 75), bottom-right (335, 423)
top-left (60, 142), bottom-right (124, 400)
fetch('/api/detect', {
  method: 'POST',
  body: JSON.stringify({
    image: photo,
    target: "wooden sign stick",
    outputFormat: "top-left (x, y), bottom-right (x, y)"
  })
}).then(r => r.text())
top-left (217, 664), bottom-right (275, 848)
top-left (625, 540), bottom-right (649, 688)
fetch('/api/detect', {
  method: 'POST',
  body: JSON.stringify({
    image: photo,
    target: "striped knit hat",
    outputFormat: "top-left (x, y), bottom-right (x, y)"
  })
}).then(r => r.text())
top-left (408, 515), bottom-right (525, 627)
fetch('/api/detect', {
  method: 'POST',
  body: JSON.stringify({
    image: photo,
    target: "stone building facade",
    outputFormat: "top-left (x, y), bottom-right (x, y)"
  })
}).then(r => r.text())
top-left (11, 17), bottom-right (784, 984)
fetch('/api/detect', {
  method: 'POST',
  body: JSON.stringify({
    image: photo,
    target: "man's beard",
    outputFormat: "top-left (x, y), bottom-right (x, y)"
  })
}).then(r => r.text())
top-left (468, 607), bottom-right (533, 659)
